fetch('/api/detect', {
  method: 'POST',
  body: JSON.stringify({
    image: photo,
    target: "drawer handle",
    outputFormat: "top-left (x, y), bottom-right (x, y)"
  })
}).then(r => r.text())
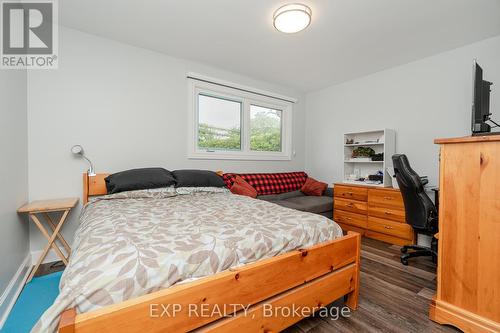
top-left (345, 217), bottom-right (352, 220)
top-left (384, 211), bottom-right (392, 215)
top-left (384, 225), bottom-right (393, 229)
top-left (346, 203), bottom-right (354, 208)
top-left (384, 196), bottom-right (393, 200)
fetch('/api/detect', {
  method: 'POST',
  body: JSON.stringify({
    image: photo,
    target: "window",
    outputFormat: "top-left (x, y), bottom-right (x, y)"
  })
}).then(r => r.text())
top-left (250, 105), bottom-right (282, 152)
top-left (198, 94), bottom-right (242, 151)
top-left (188, 76), bottom-right (294, 160)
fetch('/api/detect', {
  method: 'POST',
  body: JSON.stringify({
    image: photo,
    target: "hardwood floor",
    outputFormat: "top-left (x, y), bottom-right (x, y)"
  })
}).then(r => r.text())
top-left (286, 237), bottom-right (460, 333)
top-left (33, 260), bottom-right (65, 277)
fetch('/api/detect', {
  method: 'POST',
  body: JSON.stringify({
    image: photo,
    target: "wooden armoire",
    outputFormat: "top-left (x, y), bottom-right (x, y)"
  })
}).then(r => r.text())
top-left (430, 135), bottom-right (500, 332)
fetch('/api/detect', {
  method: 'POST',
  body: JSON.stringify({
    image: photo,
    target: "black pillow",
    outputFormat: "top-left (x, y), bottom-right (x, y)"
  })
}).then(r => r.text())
top-left (105, 168), bottom-right (176, 194)
top-left (172, 170), bottom-right (225, 188)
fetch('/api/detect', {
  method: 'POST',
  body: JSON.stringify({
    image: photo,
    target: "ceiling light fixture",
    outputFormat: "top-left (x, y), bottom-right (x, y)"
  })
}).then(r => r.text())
top-left (273, 3), bottom-right (312, 34)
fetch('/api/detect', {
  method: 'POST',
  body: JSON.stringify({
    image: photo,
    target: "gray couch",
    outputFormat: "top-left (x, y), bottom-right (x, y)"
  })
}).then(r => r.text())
top-left (257, 188), bottom-right (334, 219)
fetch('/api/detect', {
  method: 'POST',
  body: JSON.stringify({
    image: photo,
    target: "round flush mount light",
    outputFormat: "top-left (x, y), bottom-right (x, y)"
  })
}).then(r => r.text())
top-left (273, 3), bottom-right (312, 34)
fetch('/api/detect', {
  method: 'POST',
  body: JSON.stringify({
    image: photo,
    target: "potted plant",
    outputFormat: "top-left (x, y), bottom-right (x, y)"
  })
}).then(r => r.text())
top-left (352, 147), bottom-right (375, 159)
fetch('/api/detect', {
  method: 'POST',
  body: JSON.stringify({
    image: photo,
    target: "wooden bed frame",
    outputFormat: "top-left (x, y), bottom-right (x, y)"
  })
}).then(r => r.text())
top-left (58, 173), bottom-right (361, 333)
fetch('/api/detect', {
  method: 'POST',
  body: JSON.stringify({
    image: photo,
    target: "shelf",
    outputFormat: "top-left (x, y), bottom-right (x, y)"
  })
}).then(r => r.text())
top-left (342, 180), bottom-right (385, 187)
top-left (344, 142), bottom-right (384, 147)
top-left (342, 128), bottom-right (395, 188)
top-left (344, 129), bottom-right (386, 136)
top-left (344, 160), bottom-right (384, 163)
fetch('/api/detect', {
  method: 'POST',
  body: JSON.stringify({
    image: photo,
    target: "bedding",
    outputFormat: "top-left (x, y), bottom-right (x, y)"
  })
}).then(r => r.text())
top-left (172, 169), bottom-right (226, 188)
top-left (105, 167), bottom-right (176, 194)
top-left (32, 187), bottom-right (343, 333)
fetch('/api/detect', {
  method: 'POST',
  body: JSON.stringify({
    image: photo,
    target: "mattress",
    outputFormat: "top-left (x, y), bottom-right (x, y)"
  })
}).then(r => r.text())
top-left (33, 187), bottom-right (343, 332)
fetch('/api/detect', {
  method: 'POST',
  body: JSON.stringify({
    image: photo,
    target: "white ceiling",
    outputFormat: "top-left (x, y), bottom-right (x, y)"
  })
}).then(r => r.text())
top-left (60, 0), bottom-right (500, 92)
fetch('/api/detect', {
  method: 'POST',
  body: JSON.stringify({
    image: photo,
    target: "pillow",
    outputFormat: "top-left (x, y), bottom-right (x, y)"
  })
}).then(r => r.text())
top-left (105, 168), bottom-right (176, 194)
top-left (172, 170), bottom-right (226, 188)
top-left (230, 176), bottom-right (257, 198)
top-left (300, 177), bottom-right (328, 196)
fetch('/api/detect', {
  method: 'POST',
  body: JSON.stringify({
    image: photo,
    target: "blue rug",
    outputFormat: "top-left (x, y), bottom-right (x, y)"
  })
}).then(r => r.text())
top-left (1, 271), bottom-right (62, 333)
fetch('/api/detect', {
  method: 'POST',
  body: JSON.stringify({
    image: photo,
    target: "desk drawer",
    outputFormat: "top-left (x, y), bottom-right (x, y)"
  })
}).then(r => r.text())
top-left (367, 216), bottom-right (413, 240)
top-left (368, 189), bottom-right (404, 209)
top-left (368, 206), bottom-right (405, 223)
top-left (334, 198), bottom-right (367, 215)
top-left (334, 185), bottom-right (368, 201)
top-left (334, 210), bottom-right (367, 229)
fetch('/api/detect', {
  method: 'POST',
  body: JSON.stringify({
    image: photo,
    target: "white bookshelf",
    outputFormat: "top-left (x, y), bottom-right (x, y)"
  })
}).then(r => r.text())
top-left (342, 129), bottom-right (396, 187)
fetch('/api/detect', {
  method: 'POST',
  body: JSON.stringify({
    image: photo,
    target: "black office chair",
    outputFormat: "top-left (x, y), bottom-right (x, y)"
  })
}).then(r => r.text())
top-left (392, 154), bottom-right (438, 265)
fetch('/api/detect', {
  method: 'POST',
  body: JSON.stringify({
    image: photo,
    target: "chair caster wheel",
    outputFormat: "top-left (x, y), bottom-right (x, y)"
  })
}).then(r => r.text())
top-left (401, 257), bottom-right (409, 265)
top-left (400, 247), bottom-right (408, 253)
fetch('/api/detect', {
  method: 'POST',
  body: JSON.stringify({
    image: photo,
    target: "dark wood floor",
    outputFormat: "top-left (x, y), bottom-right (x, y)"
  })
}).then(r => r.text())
top-left (285, 237), bottom-right (460, 333)
top-left (34, 261), bottom-right (65, 277)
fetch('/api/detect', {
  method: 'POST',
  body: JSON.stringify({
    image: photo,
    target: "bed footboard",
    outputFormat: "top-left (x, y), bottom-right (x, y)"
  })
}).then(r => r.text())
top-left (59, 231), bottom-right (361, 333)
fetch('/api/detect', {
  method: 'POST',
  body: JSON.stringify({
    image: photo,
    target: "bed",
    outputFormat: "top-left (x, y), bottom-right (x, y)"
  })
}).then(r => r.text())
top-left (43, 173), bottom-right (360, 333)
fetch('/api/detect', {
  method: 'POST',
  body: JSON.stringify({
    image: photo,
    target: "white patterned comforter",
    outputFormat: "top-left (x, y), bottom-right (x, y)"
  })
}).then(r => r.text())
top-left (33, 187), bottom-right (342, 332)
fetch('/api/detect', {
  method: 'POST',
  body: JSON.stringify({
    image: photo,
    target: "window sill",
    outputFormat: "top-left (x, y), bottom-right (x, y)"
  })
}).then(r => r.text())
top-left (188, 151), bottom-right (292, 161)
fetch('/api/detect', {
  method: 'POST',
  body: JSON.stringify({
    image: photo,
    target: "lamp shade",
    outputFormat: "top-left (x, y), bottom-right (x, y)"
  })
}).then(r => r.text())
top-left (71, 145), bottom-right (84, 155)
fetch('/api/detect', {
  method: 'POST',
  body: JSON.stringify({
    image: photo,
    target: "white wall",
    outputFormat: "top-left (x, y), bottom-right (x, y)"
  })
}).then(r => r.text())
top-left (0, 70), bottom-right (29, 300)
top-left (27, 27), bottom-right (306, 252)
top-left (305, 35), bottom-right (500, 186)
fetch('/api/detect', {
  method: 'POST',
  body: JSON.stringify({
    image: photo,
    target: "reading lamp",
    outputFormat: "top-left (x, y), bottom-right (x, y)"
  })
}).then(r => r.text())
top-left (71, 145), bottom-right (96, 176)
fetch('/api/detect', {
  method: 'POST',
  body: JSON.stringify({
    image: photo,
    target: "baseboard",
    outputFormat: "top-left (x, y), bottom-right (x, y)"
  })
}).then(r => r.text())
top-left (0, 254), bottom-right (32, 329)
top-left (0, 250), bottom-right (64, 328)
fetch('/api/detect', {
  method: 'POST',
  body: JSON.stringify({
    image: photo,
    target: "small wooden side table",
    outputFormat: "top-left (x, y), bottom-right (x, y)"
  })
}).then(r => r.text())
top-left (18, 198), bottom-right (78, 282)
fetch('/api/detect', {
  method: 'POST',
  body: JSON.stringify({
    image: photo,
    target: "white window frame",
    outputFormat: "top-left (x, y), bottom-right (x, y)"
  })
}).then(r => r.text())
top-left (187, 76), bottom-right (294, 161)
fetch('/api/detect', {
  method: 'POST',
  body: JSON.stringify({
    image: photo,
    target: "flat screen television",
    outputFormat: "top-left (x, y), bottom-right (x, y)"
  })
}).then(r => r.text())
top-left (471, 60), bottom-right (495, 135)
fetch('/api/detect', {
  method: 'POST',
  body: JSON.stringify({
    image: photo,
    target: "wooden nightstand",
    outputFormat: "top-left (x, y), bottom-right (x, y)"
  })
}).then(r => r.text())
top-left (18, 198), bottom-right (78, 282)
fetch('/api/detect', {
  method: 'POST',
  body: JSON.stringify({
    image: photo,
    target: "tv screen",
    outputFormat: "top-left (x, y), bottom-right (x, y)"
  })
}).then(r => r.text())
top-left (471, 60), bottom-right (492, 134)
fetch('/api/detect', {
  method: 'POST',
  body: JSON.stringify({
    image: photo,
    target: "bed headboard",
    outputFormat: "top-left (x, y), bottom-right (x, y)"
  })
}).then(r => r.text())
top-left (83, 170), bottom-right (226, 204)
top-left (83, 173), bottom-right (109, 204)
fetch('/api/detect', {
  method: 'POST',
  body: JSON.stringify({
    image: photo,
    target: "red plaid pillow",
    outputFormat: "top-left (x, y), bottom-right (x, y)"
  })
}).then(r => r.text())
top-left (223, 172), bottom-right (308, 196)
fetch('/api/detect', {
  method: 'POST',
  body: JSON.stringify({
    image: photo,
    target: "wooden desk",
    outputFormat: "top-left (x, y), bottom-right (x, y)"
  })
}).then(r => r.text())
top-left (18, 198), bottom-right (78, 282)
top-left (430, 135), bottom-right (500, 332)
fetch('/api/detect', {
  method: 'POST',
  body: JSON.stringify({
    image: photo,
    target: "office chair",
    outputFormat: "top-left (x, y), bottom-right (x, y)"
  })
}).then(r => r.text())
top-left (392, 154), bottom-right (438, 266)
